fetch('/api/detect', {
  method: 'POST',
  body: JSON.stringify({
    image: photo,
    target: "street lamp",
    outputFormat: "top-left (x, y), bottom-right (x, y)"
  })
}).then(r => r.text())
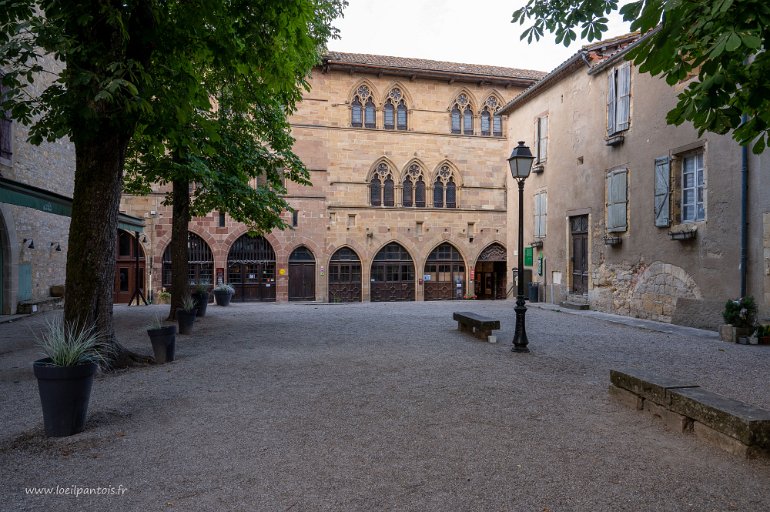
top-left (507, 141), bottom-right (535, 353)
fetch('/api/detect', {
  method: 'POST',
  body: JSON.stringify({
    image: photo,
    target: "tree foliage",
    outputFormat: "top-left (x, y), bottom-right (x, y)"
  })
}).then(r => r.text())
top-left (0, 0), bottom-right (345, 358)
top-left (512, 0), bottom-right (770, 153)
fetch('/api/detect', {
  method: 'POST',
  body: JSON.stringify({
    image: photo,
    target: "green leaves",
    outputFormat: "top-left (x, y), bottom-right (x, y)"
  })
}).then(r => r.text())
top-left (512, 0), bottom-right (770, 157)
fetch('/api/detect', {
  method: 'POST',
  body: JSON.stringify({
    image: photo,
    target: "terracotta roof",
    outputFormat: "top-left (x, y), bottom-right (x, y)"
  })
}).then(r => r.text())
top-left (323, 52), bottom-right (547, 82)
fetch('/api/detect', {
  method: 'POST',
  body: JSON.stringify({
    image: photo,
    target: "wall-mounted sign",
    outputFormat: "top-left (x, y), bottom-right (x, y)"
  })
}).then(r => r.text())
top-left (279, 268), bottom-right (286, 276)
top-left (423, 274), bottom-right (431, 282)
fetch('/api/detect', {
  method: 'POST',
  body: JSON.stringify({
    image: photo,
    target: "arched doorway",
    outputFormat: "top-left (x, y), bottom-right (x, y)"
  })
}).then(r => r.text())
top-left (114, 229), bottom-right (146, 304)
top-left (474, 243), bottom-right (507, 300)
top-left (227, 234), bottom-right (276, 302)
top-left (328, 247), bottom-right (362, 303)
top-left (288, 246), bottom-right (315, 301)
top-left (371, 242), bottom-right (415, 302)
top-left (424, 243), bottom-right (465, 300)
top-left (162, 232), bottom-right (214, 293)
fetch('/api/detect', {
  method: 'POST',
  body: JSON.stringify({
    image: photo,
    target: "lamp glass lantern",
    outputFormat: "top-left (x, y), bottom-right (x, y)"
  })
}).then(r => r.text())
top-left (507, 141), bottom-right (535, 180)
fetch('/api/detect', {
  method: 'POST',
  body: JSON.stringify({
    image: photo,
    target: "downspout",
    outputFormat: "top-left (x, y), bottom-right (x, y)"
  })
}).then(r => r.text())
top-left (740, 113), bottom-right (749, 297)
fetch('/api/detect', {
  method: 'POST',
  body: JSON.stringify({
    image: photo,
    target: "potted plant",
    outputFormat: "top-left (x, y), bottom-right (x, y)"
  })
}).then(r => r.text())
top-left (754, 324), bottom-right (770, 345)
top-left (720, 296), bottom-right (757, 343)
top-left (154, 288), bottom-right (171, 305)
top-left (147, 315), bottom-right (176, 363)
top-left (33, 317), bottom-right (111, 437)
top-left (191, 280), bottom-right (210, 317)
top-left (176, 295), bottom-right (197, 335)
top-left (213, 283), bottom-right (235, 306)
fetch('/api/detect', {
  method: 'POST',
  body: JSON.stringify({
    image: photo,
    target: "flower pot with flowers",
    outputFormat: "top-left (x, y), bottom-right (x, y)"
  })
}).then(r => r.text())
top-left (720, 296), bottom-right (757, 343)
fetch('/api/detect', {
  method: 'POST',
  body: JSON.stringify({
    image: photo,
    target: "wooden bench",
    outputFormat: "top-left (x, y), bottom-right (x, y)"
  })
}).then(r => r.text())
top-left (453, 312), bottom-right (500, 340)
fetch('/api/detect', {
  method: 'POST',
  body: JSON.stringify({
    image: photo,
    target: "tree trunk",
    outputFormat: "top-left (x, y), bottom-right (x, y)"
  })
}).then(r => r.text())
top-left (168, 178), bottom-right (191, 321)
top-left (64, 133), bottom-right (127, 342)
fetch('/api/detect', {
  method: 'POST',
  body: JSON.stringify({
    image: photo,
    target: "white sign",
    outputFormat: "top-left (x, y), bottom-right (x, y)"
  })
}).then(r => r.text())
top-left (423, 275), bottom-right (431, 282)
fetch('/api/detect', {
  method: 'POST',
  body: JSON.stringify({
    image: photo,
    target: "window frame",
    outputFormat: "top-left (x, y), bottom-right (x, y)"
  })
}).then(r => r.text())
top-left (0, 78), bottom-right (13, 165)
top-left (535, 114), bottom-right (548, 164)
top-left (681, 151), bottom-right (705, 223)
top-left (607, 62), bottom-right (631, 136)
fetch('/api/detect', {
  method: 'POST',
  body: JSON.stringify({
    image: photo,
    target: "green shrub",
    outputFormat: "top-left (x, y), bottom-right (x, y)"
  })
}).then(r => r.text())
top-left (722, 296), bottom-right (757, 329)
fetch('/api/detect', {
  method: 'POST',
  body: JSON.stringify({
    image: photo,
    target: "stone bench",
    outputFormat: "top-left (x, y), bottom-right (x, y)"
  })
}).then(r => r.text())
top-left (453, 312), bottom-right (500, 340)
top-left (609, 369), bottom-right (770, 459)
top-left (17, 296), bottom-right (64, 315)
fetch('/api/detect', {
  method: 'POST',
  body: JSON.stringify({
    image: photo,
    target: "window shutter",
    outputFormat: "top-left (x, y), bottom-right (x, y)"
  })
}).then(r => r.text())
top-left (617, 63), bottom-right (631, 131)
top-left (607, 70), bottom-right (616, 134)
top-left (607, 169), bottom-right (628, 232)
top-left (654, 156), bottom-right (671, 227)
top-left (539, 116), bottom-right (548, 162)
top-left (534, 192), bottom-right (547, 237)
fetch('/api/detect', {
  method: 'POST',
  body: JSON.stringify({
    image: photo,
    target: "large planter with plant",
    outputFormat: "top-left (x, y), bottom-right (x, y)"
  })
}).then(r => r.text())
top-left (720, 296), bottom-right (757, 343)
top-left (147, 317), bottom-right (176, 363)
top-left (177, 296), bottom-right (197, 335)
top-left (33, 318), bottom-right (108, 438)
top-left (213, 283), bottom-right (235, 306)
top-left (192, 281), bottom-right (210, 317)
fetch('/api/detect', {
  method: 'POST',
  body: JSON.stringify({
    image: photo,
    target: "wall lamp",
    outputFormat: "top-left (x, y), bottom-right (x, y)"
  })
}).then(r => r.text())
top-left (23, 238), bottom-right (34, 249)
top-left (51, 242), bottom-right (62, 251)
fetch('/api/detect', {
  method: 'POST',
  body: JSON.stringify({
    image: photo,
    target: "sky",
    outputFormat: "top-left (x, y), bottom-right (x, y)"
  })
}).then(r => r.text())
top-left (327, 0), bottom-right (633, 73)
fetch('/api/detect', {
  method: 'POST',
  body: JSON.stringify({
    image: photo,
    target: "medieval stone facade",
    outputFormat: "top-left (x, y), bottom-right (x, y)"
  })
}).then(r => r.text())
top-left (118, 53), bottom-right (545, 303)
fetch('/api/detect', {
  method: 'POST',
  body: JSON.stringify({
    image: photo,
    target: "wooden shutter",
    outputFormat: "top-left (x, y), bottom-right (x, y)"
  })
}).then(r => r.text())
top-left (607, 169), bottom-right (628, 232)
top-left (534, 192), bottom-right (547, 237)
top-left (654, 156), bottom-right (671, 227)
top-left (607, 69), bottom-right (616, 134)
top-left (538, 116), bottom-right (548, 162)
top-left (617, 63), bottom-right (631, 131)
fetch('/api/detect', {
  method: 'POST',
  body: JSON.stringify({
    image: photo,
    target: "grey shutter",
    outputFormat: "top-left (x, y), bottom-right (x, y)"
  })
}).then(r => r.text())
top-left (607, 70), bottom-right (616, 134)
top-left (617, 63), bottom-right (631, 131)
top-left (654, 156), bottom-right (671, 227)
top-left (534, 193), bottom-right (541, 237)
top-left (607, 169), bottom-right (628, 232)
top-left (539, 192), bottom-right (547, 237)
top-left (539, 116), bottom-right (548, 162)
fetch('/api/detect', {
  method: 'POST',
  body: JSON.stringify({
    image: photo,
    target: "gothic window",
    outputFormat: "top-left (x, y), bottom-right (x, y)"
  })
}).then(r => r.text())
top-left (162, 232), bottom-right (214, 288)
top-left (450, 93), bottom-right (474, 135)
top-left (370, 162), bottom-right (395, 207)
top-left (402, 163), bottom-right (425, 207)
top-left (351, 84), bottom-right (376, 128)
top-left (384, 88), bottom-right (407, 130)
top-left (481, 96), bottom-right (502, 137)
top-left (433, 164), bottom-right (458, 208)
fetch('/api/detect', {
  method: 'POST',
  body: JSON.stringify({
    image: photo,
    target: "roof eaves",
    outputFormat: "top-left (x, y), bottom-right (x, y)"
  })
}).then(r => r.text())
top-left (498, 51), bottom-right (589, 115)
top-left (586, 29), bottom-right (655, 75)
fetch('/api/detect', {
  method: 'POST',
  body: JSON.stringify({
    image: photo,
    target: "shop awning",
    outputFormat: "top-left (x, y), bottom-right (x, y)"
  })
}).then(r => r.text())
top-left (0, 176), bottom-right (144, 232)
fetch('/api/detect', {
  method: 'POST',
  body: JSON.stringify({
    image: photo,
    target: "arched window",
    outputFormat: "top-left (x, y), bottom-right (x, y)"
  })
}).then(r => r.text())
top-left (450, 93), bottom-right (474, 135)
top-left (227, 234), bottom-right (276, 302)
top-left (162, 232), bottom-right (214, 288)
top-left (481, 95), bottom-right (503, 136)
top-left (402, 163), bottom-right (425, 207)
top-left (384, 87), bottom-right (408, 130)
top-left (329, 247), bottom-right (362, 302)
top-left (370, 162), bottom-right (395, 207)
top-left (371, 242), bottom-right (415, 302)
top-left (424, 243), bottom-right (465, 301)
top-left (434, 164), bottom-right (458, 209)
top-left (351, 84), bottom-right (376, 128)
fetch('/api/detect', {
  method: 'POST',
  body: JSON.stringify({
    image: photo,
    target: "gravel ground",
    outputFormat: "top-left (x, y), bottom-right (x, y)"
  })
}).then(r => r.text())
top-left (1, 300), bottom-right (769, 512)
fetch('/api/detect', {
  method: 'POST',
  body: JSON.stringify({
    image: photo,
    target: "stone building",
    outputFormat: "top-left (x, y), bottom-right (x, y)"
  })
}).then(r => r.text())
top-left (501, 34), bottom-right (770, 328)
top-left (119, 53), bottom-right (545, 303)
top-left (0, 59), bottom-right (144, 315)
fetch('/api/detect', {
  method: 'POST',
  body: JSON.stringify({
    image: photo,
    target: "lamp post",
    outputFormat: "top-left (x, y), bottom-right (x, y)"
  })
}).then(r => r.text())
top-left (507, 141), bottom-right (535, 353)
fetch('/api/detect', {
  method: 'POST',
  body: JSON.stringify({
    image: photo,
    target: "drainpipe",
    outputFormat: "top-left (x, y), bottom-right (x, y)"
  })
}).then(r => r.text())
top-left (740, 113), bottom-right (749, 297)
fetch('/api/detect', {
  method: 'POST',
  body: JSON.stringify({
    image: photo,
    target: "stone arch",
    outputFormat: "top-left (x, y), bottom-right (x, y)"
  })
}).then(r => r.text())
top-left (447, 88), bottom-right (478, 113)
top-left (479, 90), bottom-right (505, 136)
top-left (370, 240), bottom-right (416, 302)
top-left (349, 80), bottom-right (380, 128)
top-left (431, 160), bottom-right (462, 208)
top-left (473, 241), bottom-right (507, 265)
top-left (0, 204), bottom-right (18, 315)
top-left (327, 245), bottom-right (363, 303)
top-left (381, 81), bottom-right (415, 109)
top-left (629, 261), bottom-right (702, 322)
top-left (349, 79), bottom-right (381, 106)
top-left (368, 158), bottom-right (398, 207)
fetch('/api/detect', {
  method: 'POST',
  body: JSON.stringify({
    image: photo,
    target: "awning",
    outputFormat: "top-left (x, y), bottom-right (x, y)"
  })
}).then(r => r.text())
top-left (0, 176), bottom-right (144, 232)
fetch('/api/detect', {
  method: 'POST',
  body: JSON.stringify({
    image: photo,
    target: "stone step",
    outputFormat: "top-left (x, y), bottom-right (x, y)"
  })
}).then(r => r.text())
top-left (560, 301), bottom-right (590, 310)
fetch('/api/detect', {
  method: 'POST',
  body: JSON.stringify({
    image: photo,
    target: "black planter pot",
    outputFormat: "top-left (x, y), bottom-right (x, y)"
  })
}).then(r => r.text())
top-left (33, 358), bottom-right (97, 438)
top-left (147, 325), bottom-right (176, 363)
top-left (192, 292), bottom-right (209, 317)
top-left (214, 290), bottom-right (233, 307)
top-left (177, 310), bottom-right (196, 334)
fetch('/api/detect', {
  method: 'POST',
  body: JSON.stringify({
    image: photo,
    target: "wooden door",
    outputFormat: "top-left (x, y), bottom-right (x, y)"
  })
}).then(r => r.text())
top-left (289, 263), bottom-right (315, 301)
top-left (571, 215), bottom-right (588, 295)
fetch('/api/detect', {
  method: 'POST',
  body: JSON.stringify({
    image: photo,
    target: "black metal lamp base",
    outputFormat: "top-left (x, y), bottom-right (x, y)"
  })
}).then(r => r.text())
top-left (511, 296), bottom-right (529, 353)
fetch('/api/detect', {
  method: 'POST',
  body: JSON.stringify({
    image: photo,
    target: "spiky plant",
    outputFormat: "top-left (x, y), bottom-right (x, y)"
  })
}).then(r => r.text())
top-left (36, 316), bottom-right (112, 368)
